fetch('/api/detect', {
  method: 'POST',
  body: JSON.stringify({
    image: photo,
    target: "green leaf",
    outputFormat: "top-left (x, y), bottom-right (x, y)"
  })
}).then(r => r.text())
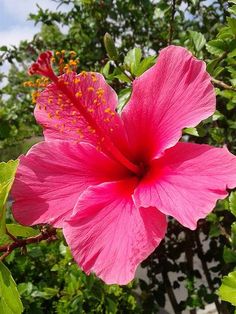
top-left (229, 191), bottom-right (236, 217)
top-left (6, 224), bottom-right (39, 238)
top-left (228, 4), bottom-right (236, 15)
top-left (218, 270), bottom-right (236, 306)
top-left (189, 31), bottom-right (206, 52)
top-left (207, 58), bottom-right (220, 75)
top-left (212, 66), bottom-right (224, 78)
top-left (228, 48), bottom-right (236, 58)
top-left (183, 127), bottom-right (199, 137)
top-left (231, 78), bottom-right (236, 86)
top-left (231, 222), bottom-right (236, 249)
top-left (103, 33), bottom-right (118, 61)
top-left (0, 160), bottom-right (19, 236)
top-left (0, 262), bottom-right (23, 314)
top-left (206, 40), bottom-right (227, 55)
top-left (102, 61), bottom-right (111, 77)
top-left (124, 48), bottom-right (142, 75)
top-left (0, 46), bottom-right (8, 52)
top-left (117, 88), bottom-right (131, 113)
top-left (134, 56), bottom-right (156, 76)
top-left (228, 17), bottom-right (236, 35)
top-left (212, 110), bottom-right (224, 121)
top-left (223, 247), bottom-right (236, 263)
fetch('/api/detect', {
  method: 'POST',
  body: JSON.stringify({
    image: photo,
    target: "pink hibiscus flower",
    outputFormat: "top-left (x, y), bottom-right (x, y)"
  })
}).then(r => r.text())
top-left (12, 46), bottom-right (236, 284)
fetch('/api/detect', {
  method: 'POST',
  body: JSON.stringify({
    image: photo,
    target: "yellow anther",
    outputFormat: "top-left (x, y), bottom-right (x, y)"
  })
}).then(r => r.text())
top-left (47, 113), bottom-right (53, 119)
top-left (104, 107), bottom-right (111, 113)
top-left (48, 98), bottom-right (53, 104)
top-left (60, 124), bottom-right (65, 132)
top-left (104, 107), bottom-right (115, 116)
top-left (96, 88), bottom-right (104, 98)
top-left (23, 81), bottom-right (30, 87)
top-left (55, 110), bottom-right (60, 118)
top-left (87, 86), bottom-right (95, 92)
top-left (76, 91), bottom-right (83, 98)
top-left (91, 73), bottom-right (98, 82)
top-left (51, 57), bottom-right (55, 63)
top-left (70, 51), bottom-right (77, 57)
top-left (88, 108), bottom-right (94, 113)
top-left (74, 78), bottom-right (81, 84)
top-left (103, 118), bottom-right (110, 123)
top-left (31, 91), bottom-right (40, 103)
top-left (69, 60), bottom-right (77, 66)
top-left (55, 51), bottom-right (61, 56)
top-left (72, 111), bottom-right (77, 116)
top-left (61, 50), bottom-right (65, 54)
top-left (63, 65), bottom-right (70, 73)
top-left (81, 71), bottom-right (88, 77)
top-left (87, 125), bottom-right (96, 134)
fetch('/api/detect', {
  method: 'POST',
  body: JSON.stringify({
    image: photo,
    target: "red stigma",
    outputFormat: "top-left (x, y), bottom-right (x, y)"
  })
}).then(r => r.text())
top-left (28, 51), bottom-right (57, 81)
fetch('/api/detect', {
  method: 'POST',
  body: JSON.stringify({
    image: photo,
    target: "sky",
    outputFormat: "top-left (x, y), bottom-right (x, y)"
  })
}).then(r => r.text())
top-left (0, 0), bottom-right (72, 80)
top-left (0, 0), bottom-right (215, 48)
top-left (0, 0), bottom-right (71, 47)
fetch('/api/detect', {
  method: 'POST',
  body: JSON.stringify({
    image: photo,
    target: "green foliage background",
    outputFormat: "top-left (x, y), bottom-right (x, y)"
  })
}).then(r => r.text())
top-left (0, 0), bottom-right (236, 313)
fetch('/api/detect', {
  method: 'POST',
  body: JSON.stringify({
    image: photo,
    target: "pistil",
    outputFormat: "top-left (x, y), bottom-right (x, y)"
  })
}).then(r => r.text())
top-left (29, 51), bottom-right (141, 176)
top-left (56, 78), bottom-right (141, 176)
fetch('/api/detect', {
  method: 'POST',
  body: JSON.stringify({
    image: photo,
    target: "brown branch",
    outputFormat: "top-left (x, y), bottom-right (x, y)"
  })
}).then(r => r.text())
top-left (0, 226), bottom-right (57, 261)
top-left (160, 239), bottom-right (181, 314)
top-left (168, 0), bottom-right (176, 45)
top-left (185, 231), bottom-right (196, 314)
top-left (162, 268), bottom-right (181, 314)
top-left (6, 228), bottom-right (18, 242)
top-left (211, 78), bottom-right (236, 91)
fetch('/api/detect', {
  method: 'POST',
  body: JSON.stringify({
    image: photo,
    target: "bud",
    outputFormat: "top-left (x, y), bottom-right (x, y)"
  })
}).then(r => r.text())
top-left (103, 33), bottom-right (118, 60)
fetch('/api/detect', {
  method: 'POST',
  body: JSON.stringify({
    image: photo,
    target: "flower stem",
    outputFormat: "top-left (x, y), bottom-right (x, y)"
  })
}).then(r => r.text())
top-left (0, 226), bottom-right (57, 261)
top-left (211, 77), bottom-right (236, 91)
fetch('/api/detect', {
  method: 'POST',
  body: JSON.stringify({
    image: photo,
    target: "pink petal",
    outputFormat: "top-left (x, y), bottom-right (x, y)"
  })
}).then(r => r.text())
top-left (12, 141), bottom-right (128, 227)
top-left (63, 180), bottom-right (167, 285)
top-left (35, 72), bottom-right (129, 155)
top-left (134, 143), bottom-right (236, 230)
top-left (122, 45), bottom-right (215, 162)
